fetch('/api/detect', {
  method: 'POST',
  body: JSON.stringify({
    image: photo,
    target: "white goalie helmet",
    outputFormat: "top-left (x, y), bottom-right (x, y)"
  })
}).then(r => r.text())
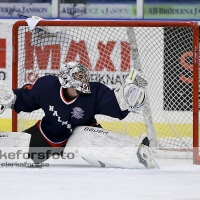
top-left (58, 61), bottom-right (91, 94)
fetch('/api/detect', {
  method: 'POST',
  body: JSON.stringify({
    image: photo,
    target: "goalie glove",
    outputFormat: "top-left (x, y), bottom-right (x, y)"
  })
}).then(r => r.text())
top-left (0, 80), bottom-right (16, 114)
top-left (114, 68), bottom-right (147, 112)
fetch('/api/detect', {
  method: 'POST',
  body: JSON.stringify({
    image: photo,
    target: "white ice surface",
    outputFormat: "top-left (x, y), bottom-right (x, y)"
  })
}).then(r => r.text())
top-left (0, 157), bottom-right (200, 200)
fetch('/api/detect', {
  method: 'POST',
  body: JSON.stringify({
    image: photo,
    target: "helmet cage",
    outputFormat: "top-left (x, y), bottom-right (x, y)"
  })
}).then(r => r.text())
top-left (58, 62), bottom-right (91, 94)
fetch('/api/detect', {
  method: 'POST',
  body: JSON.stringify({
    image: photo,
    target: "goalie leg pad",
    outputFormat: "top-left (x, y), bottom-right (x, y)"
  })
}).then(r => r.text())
top-left (0, 132), bottom-right (31, 163)
top-left (64, 126), bottom-right (150, 169)
top-left (0, 132), bottom-right (31, 147)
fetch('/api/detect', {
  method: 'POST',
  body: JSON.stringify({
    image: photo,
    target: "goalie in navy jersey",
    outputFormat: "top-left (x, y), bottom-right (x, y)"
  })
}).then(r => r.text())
top-left (0, 61), bottom-right (159, 169)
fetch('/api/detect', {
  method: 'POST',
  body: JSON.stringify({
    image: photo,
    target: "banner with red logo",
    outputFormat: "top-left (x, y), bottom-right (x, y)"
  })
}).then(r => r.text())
top-left (163, 27), bottom-right (194, 111)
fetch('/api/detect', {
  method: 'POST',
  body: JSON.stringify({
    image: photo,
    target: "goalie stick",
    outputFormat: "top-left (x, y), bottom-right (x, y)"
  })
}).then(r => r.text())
top-left (126, 27), bottom-right (158, 147)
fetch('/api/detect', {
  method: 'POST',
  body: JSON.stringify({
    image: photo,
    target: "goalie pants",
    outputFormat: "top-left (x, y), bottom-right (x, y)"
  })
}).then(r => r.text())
top-left (23, 124), bottom-right (65, 164)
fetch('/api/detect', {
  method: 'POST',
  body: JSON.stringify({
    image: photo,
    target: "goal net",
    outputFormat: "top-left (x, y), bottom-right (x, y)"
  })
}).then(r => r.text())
top-left (12, 20), bottom-right (200, 163)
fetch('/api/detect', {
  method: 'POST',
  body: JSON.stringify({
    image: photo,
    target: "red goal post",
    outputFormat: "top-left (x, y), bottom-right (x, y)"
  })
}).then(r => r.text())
top-left (12, 20), bottom-right (200, 164)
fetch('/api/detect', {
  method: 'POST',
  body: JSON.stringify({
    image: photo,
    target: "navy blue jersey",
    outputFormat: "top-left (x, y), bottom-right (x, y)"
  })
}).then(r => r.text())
top-left (13, 75), bottom-right (129, 144)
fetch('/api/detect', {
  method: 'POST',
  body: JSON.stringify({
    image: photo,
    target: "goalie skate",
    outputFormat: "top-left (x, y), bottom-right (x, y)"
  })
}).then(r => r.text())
top-left (136, 137), bottom-right (160, 169)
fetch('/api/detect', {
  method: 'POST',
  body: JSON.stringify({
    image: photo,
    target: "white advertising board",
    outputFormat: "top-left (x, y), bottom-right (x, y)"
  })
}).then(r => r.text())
top-left (0, 3), bottom-right (50, 18)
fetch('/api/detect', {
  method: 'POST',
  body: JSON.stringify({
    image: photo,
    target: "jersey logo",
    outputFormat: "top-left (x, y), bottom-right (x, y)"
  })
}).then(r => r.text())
top-left (71, 107), bottom-right (84, 119)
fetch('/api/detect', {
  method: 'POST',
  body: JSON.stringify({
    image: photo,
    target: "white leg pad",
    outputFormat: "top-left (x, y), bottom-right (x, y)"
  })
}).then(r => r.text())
top-left (0, 132), bottom-right (31, 164)
top-left (63, 126), bottom-right (145, 169)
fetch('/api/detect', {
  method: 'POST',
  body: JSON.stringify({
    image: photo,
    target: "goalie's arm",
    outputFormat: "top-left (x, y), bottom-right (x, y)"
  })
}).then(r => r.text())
top-left (93, 83), bottom-right (129, 120)
top-left (0, 79), bottom-right (42, 114)
top-left (13, 85), bottom-right (41, 113)
top-left (114, 68), bottom-right (147, 112)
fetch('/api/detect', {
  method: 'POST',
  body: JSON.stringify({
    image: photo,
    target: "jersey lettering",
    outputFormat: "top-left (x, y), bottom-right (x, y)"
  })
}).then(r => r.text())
top-left (49, 105), bottom-right (71, 129)
top-left (49, 106), bottom-right (54, 111)
top-left (62, 121), bottom-right (68, 125)
top-left (58, 116), bottom-right (62, 122)
top-left (67, 124), bottom-right (71, 129)
top-left (53, 111), bottom-right (58, 116)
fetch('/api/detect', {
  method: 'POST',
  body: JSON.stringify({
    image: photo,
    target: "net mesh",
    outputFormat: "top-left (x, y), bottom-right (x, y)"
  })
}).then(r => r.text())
top-left (14, 22), bottom-right (198, 153)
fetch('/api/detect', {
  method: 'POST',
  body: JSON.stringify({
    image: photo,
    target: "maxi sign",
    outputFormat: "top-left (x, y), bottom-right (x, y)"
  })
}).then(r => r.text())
top-left (22, 31), bottom-right (131, 89)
